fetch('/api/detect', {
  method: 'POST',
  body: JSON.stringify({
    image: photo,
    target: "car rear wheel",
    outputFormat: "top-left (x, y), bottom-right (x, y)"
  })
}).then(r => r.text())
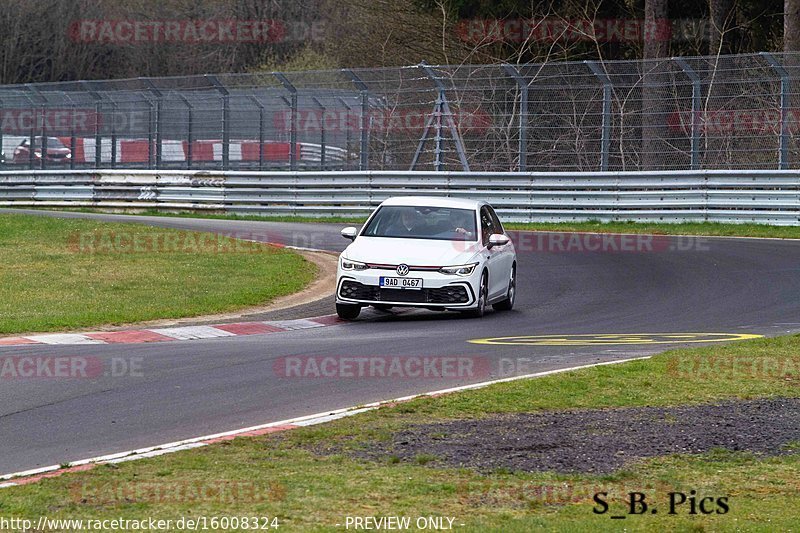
top-left (492, 264), bottom-right (516, 311)
top-left (336, 303), bottom-right (361, 320)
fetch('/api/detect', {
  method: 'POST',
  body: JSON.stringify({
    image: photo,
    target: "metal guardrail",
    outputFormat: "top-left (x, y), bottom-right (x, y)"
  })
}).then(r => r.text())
top-left (1, 169), bottom-right (799, 225)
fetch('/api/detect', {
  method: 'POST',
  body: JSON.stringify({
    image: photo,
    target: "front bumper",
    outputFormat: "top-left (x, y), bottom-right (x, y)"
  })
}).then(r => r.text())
top-left (336, 268), bottom-right (479, 309)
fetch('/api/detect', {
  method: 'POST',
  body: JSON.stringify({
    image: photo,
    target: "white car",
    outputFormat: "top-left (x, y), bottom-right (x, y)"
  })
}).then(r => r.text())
top-left (335, 196), bottom-right (517, 320)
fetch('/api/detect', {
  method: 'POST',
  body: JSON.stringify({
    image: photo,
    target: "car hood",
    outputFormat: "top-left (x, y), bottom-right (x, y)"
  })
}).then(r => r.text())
top-left (343, 236), bottom-right (481, 266)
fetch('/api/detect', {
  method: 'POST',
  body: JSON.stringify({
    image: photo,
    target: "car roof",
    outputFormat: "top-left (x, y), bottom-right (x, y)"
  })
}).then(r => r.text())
top-left (378, 196), bottom-right (485, 210)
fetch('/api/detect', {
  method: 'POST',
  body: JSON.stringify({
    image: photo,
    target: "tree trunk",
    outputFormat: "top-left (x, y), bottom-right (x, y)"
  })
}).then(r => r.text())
top-left (786, 0), bottom-right (800, 52)
top-left (641, 0), bottom-right (670, 170)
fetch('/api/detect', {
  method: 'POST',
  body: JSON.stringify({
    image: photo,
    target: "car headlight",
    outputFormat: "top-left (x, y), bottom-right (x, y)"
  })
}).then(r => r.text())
top-left (439, 262), bottom-right (478, 276)
top-left (341, 258), bottom-right (369, 271)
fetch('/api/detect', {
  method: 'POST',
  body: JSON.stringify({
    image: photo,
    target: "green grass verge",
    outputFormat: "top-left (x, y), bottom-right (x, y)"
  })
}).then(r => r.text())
top-left (38, 208), bottom-right (800, 239)
top-left (0, 214), bottom-right (316, 335)
top-left (2, 335), bottom-right (798, 530)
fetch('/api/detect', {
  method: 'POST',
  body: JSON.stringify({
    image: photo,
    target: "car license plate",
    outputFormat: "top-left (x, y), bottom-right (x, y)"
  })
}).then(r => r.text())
top-left (380, 276), bottom-right (423, 289)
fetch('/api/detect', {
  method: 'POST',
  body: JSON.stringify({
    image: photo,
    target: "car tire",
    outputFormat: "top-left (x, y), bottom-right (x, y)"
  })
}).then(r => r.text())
top-left (492, 264), bottom-right (516, 311)
top-left (336, 303), bottom-right (361, 320)
top-left (463, 272), bottom-right (487, 318)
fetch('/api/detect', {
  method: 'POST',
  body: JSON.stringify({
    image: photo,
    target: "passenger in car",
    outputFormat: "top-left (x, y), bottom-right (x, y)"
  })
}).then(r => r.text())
top-left (388, 208), bottom-right (422, 236)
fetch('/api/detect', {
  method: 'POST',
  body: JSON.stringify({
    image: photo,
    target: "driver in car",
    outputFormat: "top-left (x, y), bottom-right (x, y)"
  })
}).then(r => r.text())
top-left (389, 208), bottom-right (422, 236)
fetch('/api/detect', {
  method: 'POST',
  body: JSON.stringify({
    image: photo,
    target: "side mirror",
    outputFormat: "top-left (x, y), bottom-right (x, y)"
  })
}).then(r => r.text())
top-left (487, 233), bottom-right (510, 249)
top-left (341, 227), bottom-right (358, 241)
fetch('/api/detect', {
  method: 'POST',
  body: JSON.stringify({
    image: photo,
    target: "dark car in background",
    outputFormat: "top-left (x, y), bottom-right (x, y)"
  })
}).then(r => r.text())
top-left (12, 136), bottom-right (71, 164)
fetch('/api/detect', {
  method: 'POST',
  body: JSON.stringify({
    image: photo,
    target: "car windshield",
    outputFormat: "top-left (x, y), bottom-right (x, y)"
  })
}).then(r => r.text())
top-left (30, 137), bottom-right (67, 150)
top-left (361, 205), bottom-right (478, 241)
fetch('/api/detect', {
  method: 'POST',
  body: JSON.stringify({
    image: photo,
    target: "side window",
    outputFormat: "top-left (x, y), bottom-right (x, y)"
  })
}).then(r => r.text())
top-left (487, 206), bottom-right (504, 235)
top-left (479, 206), bottom-right (496, 245)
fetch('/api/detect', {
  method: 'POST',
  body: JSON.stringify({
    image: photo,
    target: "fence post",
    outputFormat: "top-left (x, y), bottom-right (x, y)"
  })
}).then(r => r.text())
top-left (344, 69), bottom-right (370, 170)
top-left (673, 57), bottom-right (701, 170)
top-left (248, 96), bottom-right (265, 170)
top-left (502, 64), bottom-right (529, 171)
top-left (585, 61), bottom-right (611, 172)
top-left (60, 93), bottom-right (78, 170)
top-left (70, 102), bottom-right (77, 170)
top-left (760, 52), bottom-right (790, 170)
top-left (419, 61), bottom-right (471, 171)
top-left (25, 85), bottom-right (47, 170)
top-left (312, 97), bottom-right (326, 170)
top-left (109, 101), bottom-right (118, 168)
top-left (205, 75), bottom-right (230, 170)
top-left (177, 94), bottom-right (194, 169)
top-left (273, 72), bottom-right (298, 171)
top-left (145, 99), bottom-right (155, 169)
top-left (435, 92), bottom-right (444, 171)
top-left (338, 97), bottom-right (355, 169)
top-left (141, 79), bottom-right (163, 168)
top-left (40, 104), bottom-right (47, 170)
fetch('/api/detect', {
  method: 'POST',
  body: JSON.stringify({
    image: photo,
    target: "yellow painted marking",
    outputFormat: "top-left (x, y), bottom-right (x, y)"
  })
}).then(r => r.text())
top-left (469, 333), bottom-right (764, 346)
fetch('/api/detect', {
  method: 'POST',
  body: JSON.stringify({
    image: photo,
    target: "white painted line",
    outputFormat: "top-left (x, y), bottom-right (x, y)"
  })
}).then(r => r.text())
top-left (148, 325), bottom-right (236, 341)
top-left (0, 355), bottom-right (650, 484)
top-left (237, 237), bottom-right (325, 253)
top-left (23, 334), bottom-right (107, 345)
top-left (0, 465), bottom-right (61, 481)
top-left (292, 407), bottom-right (375, 426)
top-left (266, 319), bottom-right (327, 331)
top-left (106, 443), bottom-right (208, 464)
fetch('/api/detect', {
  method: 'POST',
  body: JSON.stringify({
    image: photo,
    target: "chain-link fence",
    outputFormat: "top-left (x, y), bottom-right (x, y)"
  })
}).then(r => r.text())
top-left (1, 52), bottom-right (799, 172)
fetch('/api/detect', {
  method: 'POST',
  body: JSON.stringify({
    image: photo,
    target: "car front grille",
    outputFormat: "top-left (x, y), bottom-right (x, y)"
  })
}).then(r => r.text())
top-left (426, 286), bottom-right (471, 304)
top-left (339, 280), bottom-right (470, 305)
top-left (339, 280), bottom-right (379, 300)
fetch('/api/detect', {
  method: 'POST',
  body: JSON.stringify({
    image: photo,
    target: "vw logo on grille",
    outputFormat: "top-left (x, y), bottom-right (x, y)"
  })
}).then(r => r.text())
top-left (396, 264), bottom-right (410, 276)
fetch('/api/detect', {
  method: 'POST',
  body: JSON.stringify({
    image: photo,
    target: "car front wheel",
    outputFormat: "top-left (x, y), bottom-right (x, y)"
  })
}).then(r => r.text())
top-left (492, 264), bottom-right (516, 311)
top-left (336, 303), bottom-right (361, 320)
top-left (463, 272), bottom-right (487, 318)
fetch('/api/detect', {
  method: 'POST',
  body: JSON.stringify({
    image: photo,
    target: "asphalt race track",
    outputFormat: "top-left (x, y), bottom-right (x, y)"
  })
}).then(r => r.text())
top-left (2, 208), bottom-right (800, 475)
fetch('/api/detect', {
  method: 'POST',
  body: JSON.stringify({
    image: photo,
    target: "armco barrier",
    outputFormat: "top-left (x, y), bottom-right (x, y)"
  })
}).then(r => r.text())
top-left (0, 169), bottom-right (799, 224)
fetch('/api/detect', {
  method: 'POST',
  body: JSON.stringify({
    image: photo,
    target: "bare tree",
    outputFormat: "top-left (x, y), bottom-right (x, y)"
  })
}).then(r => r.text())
top-left (786, 0), bottom-right (800, 51)
top-left (710, 0), bottom-right (736, 54)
